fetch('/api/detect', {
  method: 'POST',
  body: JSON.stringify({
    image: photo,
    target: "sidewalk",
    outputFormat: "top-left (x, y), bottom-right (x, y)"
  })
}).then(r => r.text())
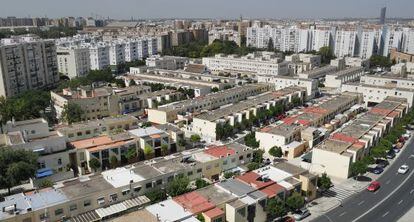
top-left (303, 135), bottom-right (412, 222)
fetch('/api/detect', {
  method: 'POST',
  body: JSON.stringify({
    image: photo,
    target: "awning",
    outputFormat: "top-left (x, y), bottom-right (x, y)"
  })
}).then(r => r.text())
top-left (96, 202), bottom-right (127, 218)
top-left (36, 168), bottom-right (53, 178)
top-left (33, 147), bottom-right (45, 153)
top-left (70, 211), bottom-right (100, 222)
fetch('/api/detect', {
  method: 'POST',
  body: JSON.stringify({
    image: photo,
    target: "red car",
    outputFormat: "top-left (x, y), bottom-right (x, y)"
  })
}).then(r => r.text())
top-left (367, 181), bottom-right (380, 192)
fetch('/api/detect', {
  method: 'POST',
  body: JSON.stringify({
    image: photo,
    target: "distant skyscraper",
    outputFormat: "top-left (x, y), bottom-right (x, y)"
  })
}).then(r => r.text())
top-left (380, 7), bottom-right (386, 25)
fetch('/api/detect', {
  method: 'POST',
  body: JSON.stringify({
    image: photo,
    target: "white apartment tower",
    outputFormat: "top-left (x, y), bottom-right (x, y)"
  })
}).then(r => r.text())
top-left (109, 42), bottom-right (125, 66)
top-left (57, 46), bottom-right (90, 78)
top-left (0, 35), bottom-right (59, 97)
top-left (334, 30), bottom-right (358, 58)
top-left (124, 40), bottom-right (139, 62)
top-left (89, 43), bottom-right (110, 70)
top-left (359, 31), bottom-right (377, 59)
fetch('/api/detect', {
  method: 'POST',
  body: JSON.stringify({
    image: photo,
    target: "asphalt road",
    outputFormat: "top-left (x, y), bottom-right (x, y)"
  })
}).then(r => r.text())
top-left (312, 136), bottom-right (414, 222)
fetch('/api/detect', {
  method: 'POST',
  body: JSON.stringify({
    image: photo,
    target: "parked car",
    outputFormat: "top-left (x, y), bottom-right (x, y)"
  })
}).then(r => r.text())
top-left (393, 147), bottom-right (401, 153)
top-left (386, 150), bottom-right (396, 159)
top-left (293, 208), bottom-right (311, 221)
top-left (398, 164), bottom-right (409, 174)
top-left (376, 159), bottom-right (389, 168)
top-left (370, 166), bottom-right (384, 174)
top-left (367, 181), bottom-right (380, 192)
top-left (272, 216), bottom-right (295, 222)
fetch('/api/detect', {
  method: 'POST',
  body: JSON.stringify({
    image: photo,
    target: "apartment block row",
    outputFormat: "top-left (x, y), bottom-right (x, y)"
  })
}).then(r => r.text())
top-left (148, 83), bottom-right (271, 124)
top-left (247, 25), bottom-right (414, 58)
top-left (255, 93), bottom-right (362, 158)
top-left (129, 161), bottom-right (317, 222)
top-left (126, 68), bottom-right (235, 97)
top-left (309, 97), bottom-right (408, 179)
top-left (51, 85), bottom-right (183, 121)
top-left (202, 52), bottom-right (290, 76)
top-left (0, 143), bottom-right (254, 222)
top-left (0, 35), bottom-right (59, 97)
top-left (55, 37), bottom-right (159, 78)
top-left (192, 86), bottom-right (306, 141)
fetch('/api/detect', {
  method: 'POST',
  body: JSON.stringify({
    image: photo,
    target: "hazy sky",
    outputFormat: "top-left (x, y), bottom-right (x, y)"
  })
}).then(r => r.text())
top-left (0, 0), bottom-right (412, 19)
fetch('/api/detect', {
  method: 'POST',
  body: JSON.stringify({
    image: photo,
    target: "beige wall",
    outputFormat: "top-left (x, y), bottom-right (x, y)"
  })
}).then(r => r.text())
top-left (311, 148), bottom-right (353, 179)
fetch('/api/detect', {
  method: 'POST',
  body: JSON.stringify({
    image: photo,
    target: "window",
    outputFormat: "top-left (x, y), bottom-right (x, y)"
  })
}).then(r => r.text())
top-left (39, 213), bottom-right (49, 220)
top-left (68, 133), bottom-right (74, 138)
top-left (187, 171), bottom-right (193, 176)
top-left (77, 132), bottom-right (82, 136)
top-left (197, 168), bottom-right (202, 173)
top-left (146, 183), bottom-right (152, 189)
top-left (239, 155), bottom-right (244, 160)
top-left (58, 158), bottom-right (62, 165)
top-left (84, 200), bottom-right (91, 207)
top-left (156, 179), bottom-right (163, 185)
top-left (54, 209), bottom-right (63, 216)
top-left (237, 207), bottom-right (246, 217)
top-left (133, 186), bottom-right (142, 192)
top-left (213, 218), bottom-right (223, 222)
top-left (122, 189), bottom-right (130, 195)
top-left (247, 154), bottom-right (251, 158)
top-left (110, 194), bottom-right (118, 202)
top-left (69, 204), bottom-right (77, 211)
top-left (97, 197), bottom-right (105, 205)
top-left (86, 130), bottom-right (91, 135)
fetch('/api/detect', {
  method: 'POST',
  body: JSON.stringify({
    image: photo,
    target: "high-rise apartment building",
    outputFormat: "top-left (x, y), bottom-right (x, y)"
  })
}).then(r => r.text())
top-left (57, 46), bottom-right (90, 78)
top-left (0, 35), bottom-right (59, 97)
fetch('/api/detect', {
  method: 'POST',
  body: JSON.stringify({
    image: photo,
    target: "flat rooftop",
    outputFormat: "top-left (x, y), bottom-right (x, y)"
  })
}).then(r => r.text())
top-left (216, 179), bottom-right (256, 197)
top-left (195, 86), bottom-right (305, 122)
top-left (60, 175), bottom-right (114, 199)
top-left (102, 167), bottom-right (146, 188)
top-left (195, 185), bottom-right (237, 206)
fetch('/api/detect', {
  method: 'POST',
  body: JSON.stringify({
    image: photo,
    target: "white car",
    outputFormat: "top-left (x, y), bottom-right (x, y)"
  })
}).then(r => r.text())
top-left (398, 165), bottom-right (409, 174)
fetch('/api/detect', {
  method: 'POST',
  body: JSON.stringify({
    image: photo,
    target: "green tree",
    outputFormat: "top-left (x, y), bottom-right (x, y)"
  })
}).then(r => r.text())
top-left (195, 178), bottom-right (210, 189)
top-left (247, 162), bottom-right (260, 171)
top-left (0, 147), bottom-right (38, 194)
top-left (161, 144), bottom-right (169, 156)
top-left (269, 146), bottom-right (283, 158)
top-left (61, 103), bottom-right (84, 124)
top-left (350, 160), bottom-right (368, 180)
top-left (109, 155), bottom-right (118, 169)
top-left (38, 179), bottom-right (54, 189)
top-left (190, 134), bottom-right (201, 145)
top-left (196, 214), bottom-right (206, 222)
top-left (245, 132), bottom-right (259, 148)
top-left (146, 189), bottom-right (167, 203)
top-left (253, 149), bottom-right (265, 164)
top-left (317, 46), bottom-right (335, 64)
top-left (266, 198), bottom-right (287, 220)
top-left (317, 173), bottom-right (332, 191)
top-left (223, 171), bottom-right (236, 179)
top-left (143, 145), bottom-right (154, 159)
top-left (88, 158), bottom-right (101, 172)
top-left (267, 38), bottom-right (275, 51)
top-left (286, 192), bottom-right (305, 211)
top-left (126, 148), bottom-right (137, 162)
top-left (370, 55), bottom-right (392, 68)
top-left (166, 176), bottom-right (190, 197)
top-left (211, 87), bottom-right (219, 93)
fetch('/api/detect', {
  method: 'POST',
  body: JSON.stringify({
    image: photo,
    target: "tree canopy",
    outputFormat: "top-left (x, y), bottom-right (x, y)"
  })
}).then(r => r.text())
top-left (0, 90), bottom-right (52, 125)
top-left (286, 192), bottom-right (305, 211)
top-left (60, 103), bottom-right (84, 124)
top-left (0, 147), bottom-right (38, 194)
top-left (317, 173), bottom-right (332, 191)
top-left (166, 176), bottom-right (190, 197)
top-left (369, 55), bottom-right (393, 68)
top-left (269, 146), bottom-right (283, 158)
top-left (266, 198), bottom-right (287, 220)
top-left (88, 158), bottom-right (101, 172)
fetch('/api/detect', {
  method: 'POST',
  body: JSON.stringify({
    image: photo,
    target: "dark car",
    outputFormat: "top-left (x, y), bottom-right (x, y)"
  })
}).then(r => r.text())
top-left (376, 159), bottom-right (389, 168)
top-left (386, 150), bottom-right (396, 159)
top-left (370, 166), bottom-right (384, 174)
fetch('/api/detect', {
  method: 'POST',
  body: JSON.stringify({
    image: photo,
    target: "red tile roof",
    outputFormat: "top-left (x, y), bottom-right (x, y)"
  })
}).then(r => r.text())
top-left (204, 145), bottom-right (235, 158)
top-left (260, 183), bottom-right (286, 198)
top-left (303, 107), bottom-right (328, 115)
top-left (370, 107), bottom-right (392, 116)
top-left (236, 172), bottom-right (275, 189)
top-left (173, 191), bottom-right (215, 214)
top-left (331, 133), bottom-right (358, 144)
top-left (387, 111), bottom-right (400, 118)
top-left (282, 116), bottom-right (298, 125)
top-left (203, 207), bottom-right (224, 219)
